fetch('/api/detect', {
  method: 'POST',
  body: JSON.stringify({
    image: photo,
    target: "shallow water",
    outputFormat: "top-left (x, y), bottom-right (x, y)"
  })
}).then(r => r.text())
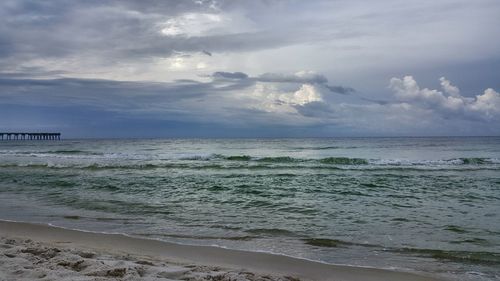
top-left (0, 137), bottom-right (499, 280)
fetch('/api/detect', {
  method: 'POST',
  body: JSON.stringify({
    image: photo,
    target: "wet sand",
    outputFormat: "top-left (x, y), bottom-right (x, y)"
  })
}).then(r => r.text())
top-left (0, 220), bottom-right (445, 281)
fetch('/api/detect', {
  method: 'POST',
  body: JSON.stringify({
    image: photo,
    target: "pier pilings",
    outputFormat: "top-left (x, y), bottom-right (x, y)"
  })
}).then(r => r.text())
top-left (0, 133), bottom-right (61, 140)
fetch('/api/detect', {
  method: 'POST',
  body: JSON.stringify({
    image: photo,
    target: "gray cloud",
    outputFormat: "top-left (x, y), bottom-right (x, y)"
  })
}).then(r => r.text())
top-left (213, 71), bottom-right (249, 80)
top-left (0, 76), bottom-right (208, 111)
top-left (294, 101), bottom-right (336, 119)
top-left (256, 72), bottom-right (355, 95)
top-left (325, 85), bottom-right (356, 95)
top-left (0, 0), bottom-right (341, 72)
top-left (257, 72), bottom-right (328, 84)
top-left (210, 71), bottom-right (355, 95)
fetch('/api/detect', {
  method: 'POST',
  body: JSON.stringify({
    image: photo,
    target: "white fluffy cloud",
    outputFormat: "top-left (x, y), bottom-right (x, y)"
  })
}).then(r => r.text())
top-left (439, 77), bottom-right (460, 97)
top-left (469, 88), bottom-right (500, 118)
top-left (389, 76), bottom-right (500, 120)
top-left (289, 84), bottom-right (324, 105)
top-left (247, 83), bottom-right (324, 114)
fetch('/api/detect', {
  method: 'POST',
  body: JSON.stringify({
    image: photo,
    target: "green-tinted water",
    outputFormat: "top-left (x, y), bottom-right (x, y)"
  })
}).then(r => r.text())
top-left (1, 137), bottom-right (499, 280)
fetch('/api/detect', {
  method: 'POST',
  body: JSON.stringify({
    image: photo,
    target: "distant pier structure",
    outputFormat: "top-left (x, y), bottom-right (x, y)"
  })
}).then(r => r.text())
top-left (0, 132), bottom-right (61, 140)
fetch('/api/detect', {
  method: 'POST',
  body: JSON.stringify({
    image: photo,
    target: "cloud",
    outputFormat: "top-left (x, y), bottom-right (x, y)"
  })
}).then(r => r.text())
top-left (389, 76), bottom-right (500, 120)
top-left (244, 82), bottom-right (326, 117)
top-left (213, 71), bottom-right (249, 80)
top-left (324, 85), bottom-right (356, 95)
top-left (209, 70), bottom-right (354, 95)
top-left (469, 88), bottom-right (500, 118)
top-left (0, 76), bottom-right (212, 113)
top-left (160, 13), bottom-right (224, 37)
top-left (159, 11), bottom-right (257, 38)
top-left (439, 77), bottom-right (460, 97)
top-left (0, 0), bottom-right (331, 76)
top-left (257, 71), bottom-right (328, 84)
top-left (289, 84), bottom-right (324, 105)
top-left (294, 101), bottom-right (335, 118)
top-left (0, 69), bottom-right (351, 122)
top-left (258, 71), bottom-right (355, 95)
top-left (0, 0), bottom-right (498, 77)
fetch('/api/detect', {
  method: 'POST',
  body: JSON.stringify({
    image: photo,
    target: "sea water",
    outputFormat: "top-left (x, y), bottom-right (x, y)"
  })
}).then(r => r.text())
top-left (0, 137), bottom-right (499, 280)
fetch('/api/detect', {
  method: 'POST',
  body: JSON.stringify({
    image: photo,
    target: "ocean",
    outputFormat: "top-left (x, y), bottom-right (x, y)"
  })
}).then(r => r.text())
top-left (0, 137), bottom-right (499, 280)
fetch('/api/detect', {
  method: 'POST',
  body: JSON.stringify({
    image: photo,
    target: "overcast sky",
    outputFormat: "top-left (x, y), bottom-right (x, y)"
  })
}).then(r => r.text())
top-left (1, 0), bottom-right (499, 137)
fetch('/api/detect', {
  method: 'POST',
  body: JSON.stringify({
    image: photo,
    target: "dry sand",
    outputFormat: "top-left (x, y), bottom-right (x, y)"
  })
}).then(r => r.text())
top-left (0, 220), bottom-right (444, 281)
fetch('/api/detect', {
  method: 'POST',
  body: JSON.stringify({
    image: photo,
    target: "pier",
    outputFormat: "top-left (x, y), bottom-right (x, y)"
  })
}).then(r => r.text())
top-left (0, 133), bottom-right (61, 140)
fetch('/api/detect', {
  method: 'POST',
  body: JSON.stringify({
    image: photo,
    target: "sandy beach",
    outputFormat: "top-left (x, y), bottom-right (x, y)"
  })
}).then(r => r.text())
top-left (0, 220), bottom-right (444, 281)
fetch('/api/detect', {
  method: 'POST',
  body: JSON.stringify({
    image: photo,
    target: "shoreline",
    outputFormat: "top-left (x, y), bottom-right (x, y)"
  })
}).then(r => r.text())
top-left (0, 220), bottom-right (445, 281)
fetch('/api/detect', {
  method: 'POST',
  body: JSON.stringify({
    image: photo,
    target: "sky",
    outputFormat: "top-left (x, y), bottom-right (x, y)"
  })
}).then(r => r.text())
top-left (1, 0), bottom-right (499, 138)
